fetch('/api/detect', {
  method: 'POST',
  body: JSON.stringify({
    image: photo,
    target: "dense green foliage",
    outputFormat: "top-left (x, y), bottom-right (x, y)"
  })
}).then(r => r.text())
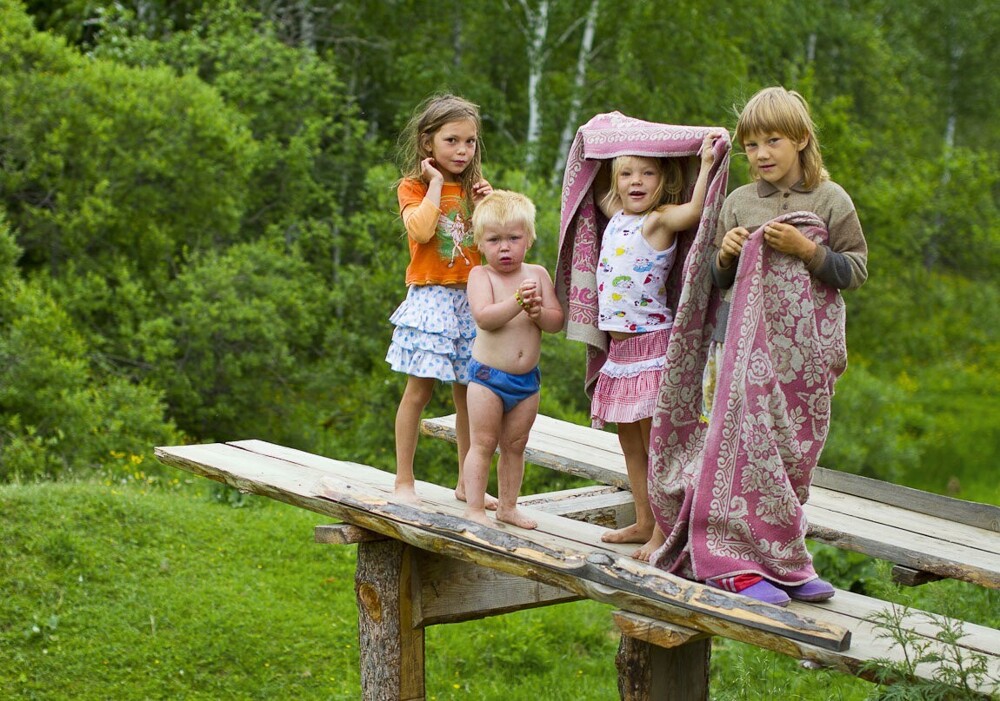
top-left (0, 3), bottom-right (997, 696)
top-left (1, 0), bottom-right (996, 497)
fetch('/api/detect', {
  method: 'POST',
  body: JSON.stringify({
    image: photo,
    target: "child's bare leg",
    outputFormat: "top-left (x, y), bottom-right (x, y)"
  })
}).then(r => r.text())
top-left (602, 418), bottom-right (655, 546)
top-left (462, 384), bottom-right (502, 527)
top-left (495, 395), bottom-right (539, 530)
top-left (393, 376), bottom-right (436, 504)
top-left (453, 382), bottom-right (498, 510)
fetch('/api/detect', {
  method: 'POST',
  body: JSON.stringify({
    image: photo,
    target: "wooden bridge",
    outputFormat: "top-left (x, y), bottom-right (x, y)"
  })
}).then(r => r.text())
top-left (156, 414), bottom-right (1000, 700)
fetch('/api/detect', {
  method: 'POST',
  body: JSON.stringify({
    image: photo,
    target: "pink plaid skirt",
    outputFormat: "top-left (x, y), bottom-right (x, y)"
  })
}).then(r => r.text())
top-left (591, 328), bottom-right (669, 428)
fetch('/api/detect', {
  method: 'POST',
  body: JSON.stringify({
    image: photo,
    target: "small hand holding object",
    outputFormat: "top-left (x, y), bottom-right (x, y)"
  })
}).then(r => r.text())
top-left (420, 157), bottom-right (443, 185)
top-left (718, 226), bottom-right (749, 267)
top-left (516, 280), bottom-right (540, 318)
top-left (699, 131), bottom-right (723, 167)
top-left (471, 179), bottom-right (493, 204)
top-left (763, 222), bottom-right (817, 261)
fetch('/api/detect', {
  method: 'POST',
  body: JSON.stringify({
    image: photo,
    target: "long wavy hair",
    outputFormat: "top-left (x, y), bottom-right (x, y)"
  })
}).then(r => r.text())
top-left (735, 86), bottom-right (828, 190)
top-left (396, 94), bottom-right (485, 212)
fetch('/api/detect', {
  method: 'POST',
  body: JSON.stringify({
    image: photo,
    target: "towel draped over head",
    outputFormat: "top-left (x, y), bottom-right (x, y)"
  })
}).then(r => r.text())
top-left (647, 211), bottom-right (848, 585)
top-left (557, 112), bottom-right (848, 585)
top-left (555, 112), bottom-right (732, 400)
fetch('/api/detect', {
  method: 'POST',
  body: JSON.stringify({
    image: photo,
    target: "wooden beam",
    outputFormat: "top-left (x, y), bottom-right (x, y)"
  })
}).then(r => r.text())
top-left (411, 550), bottom-right (578, 626)
top-left (314, 524), bottom-right (385, 544)
top-left (522, 487), bottom-right (635, 528)
top-left (891, 565), bottom-right (944, 587)
top-left (355, 541), bottom-right (424, 701)
top-left (155, 441), bottom-right (1000, 693)
top-left (612, 610), bottom-right (708, 649)
top-left (154, 443), bottom-right (850, 652)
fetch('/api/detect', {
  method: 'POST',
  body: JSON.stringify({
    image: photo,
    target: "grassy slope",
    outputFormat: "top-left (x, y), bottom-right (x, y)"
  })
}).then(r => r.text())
top-left (0, 482), bottom-right (631, 700)
top-left (11, 480), bottom-right (992, 700)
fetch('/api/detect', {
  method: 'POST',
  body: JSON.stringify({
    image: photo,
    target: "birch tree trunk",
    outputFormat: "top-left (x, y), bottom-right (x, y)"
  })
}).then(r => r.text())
top-left (552, 0), bottom-right (599, 183)
top-left (522, 0), bottom-right (550, 169)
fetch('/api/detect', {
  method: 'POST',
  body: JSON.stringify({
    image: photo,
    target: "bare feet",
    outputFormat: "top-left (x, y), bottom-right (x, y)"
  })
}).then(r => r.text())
top-left (601, 522), bottom-right (653, 545)
top-left (463, 508), bottom-right (495, 528)
top-left (632, 526), bottom-right (666, 562)
top-left (496, 507), bottom-right (537, 530)
top-left (393, 483), bottom-right (421, 505)
top-left (455, 486), bottom-right (499, 511)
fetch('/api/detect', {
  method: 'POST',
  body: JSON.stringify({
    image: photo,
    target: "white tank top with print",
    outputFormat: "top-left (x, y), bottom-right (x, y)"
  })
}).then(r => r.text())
top-left (596, 211), bottom-right (677, 333)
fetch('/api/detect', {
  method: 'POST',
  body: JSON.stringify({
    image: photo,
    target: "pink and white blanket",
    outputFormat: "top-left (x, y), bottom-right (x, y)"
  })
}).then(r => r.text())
top-left (555, 112), bottom-right (731, 399)
top-left (648, 211), bottom-right (848, 585)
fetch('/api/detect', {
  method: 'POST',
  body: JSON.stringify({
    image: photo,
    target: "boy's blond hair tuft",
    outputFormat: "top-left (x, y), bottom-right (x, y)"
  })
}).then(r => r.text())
top-left (472, 190), bottom-right (536, 248)
top-left (735, 86), bottom-right (828, 190)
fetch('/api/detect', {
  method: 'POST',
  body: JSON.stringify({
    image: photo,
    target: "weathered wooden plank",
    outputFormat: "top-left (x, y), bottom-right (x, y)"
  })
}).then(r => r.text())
top-left (411, 550), bottom-right (578, 626)
top-left (157, 441), bottom-right (850, 651)
top-left (808, 488), bottom-right (1000, 554)
top-left (156, 440), bottom-right (1000, 692)
top-left (420, 414), bottom-right (1000, 589)
top-left (813, 467), bottom-right (1000, 532)
top-left (312, 473), bottom-right (852, 652)
top-left (788, 592), bottom-right (1000, 692)
top-left (210, 440), bottom-right (636, 560)
top-left (805, 503), bottom-right (1000, 589)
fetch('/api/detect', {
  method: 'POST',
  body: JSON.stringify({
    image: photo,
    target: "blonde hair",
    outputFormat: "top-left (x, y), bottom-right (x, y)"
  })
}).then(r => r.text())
top-left (735, 86), bottom-right (828, 189)
top-left (472, 190), bottom-right (536, 248)
top-left (601, 155), bottom-right (685, 215)
top-left (396, 94), bottom-right (485, 211)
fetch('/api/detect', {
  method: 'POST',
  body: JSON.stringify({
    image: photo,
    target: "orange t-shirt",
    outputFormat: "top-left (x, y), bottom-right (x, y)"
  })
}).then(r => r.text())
top-left (398, 179), bottom-right (481, 286)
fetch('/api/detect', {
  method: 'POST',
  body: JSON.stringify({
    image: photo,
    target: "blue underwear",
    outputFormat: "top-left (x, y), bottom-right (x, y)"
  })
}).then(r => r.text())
top-left (468, 358), bottom-right (541, 413)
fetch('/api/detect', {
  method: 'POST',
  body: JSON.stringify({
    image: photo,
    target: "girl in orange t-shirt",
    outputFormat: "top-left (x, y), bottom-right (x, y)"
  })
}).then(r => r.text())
top-left (386, 94), bottom-right (494, 506)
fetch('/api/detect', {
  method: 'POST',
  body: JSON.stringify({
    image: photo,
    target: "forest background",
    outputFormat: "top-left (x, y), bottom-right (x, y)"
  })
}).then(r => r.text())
top-left (0, 1), bottom-right (998, 699)
top-left (1, 0), bottom-right (996, 499)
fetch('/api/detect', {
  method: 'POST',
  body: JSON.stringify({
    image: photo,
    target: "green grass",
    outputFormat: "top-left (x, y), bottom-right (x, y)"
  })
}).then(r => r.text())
top-left (1, 480), bottom-right (994, 700)
top-left (0, 481), bottom-right (627, 700)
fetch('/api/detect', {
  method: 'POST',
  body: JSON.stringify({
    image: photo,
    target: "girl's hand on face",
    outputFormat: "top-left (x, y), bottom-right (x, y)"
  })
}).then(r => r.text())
top-left (420, 157), bottom-right (444, 184)
top-left (471, 179), bottom-right (493, 203)
top-left (699, 132), bottom-right (723, 167)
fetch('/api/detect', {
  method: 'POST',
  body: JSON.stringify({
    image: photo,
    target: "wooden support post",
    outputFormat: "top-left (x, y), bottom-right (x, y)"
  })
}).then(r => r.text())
top-left (614, 611), bottom-right (711, 701)
top-left (355, 540), bottom-right (424, 701)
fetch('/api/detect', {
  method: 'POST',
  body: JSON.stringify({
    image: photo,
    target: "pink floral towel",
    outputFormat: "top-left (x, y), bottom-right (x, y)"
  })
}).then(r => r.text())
top-left (648, 211), bottom-right (847, 586)
top-left (555, 112), bottom-right (731, 399)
